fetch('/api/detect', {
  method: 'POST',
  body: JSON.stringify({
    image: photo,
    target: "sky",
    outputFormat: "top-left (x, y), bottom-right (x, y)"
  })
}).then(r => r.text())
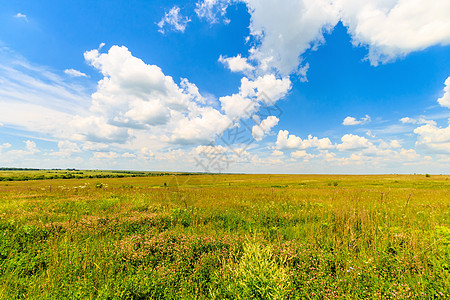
top-left (0, 0), bottom-right (450, 174)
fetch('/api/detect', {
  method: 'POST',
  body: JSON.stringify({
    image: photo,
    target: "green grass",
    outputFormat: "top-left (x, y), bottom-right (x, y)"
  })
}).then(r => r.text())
top-left (0, 173), bottom-right (449, 299)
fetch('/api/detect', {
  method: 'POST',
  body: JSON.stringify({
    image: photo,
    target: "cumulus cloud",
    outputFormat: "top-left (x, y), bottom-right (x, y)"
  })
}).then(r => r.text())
top-left (141, 147), bottom-right (155, 159)
top-left (245, 0), bottom-right (338, 75)
top-left (64, 69), bottom-right (87, 78)
top-left (414, 123), bottom-right (450, 153)
top-left (219, 55), bottom-right (255, 73)
top-left (180, 78), bottom-right (207, 104)
top-left (5, 140), bottom-right (40, 157)
top-left (342, 114), bottom-right (371, 125)
top-left (338, 0), bottom-right (450, 65)
top-left (437, 76), bottom-right (450, 108)
top-left (50, 140), bottom-right (82, 157)
top-left (2, 44), bottom-right (292, 164)
top-left (198, 0), bottom-right (450, 73)
top-left (271, 150), bottom-right (283, 156)
top-left (291, 150), bottom-right (315, 160)
top-left (251, 115), bottom-right (279, 141)
top-left (158, 6), bottom-right (191, 34)
top-left (219, 75), bottom-right (291, 119)
top-left (390, 140), bottom-right (402, 149)
top-left (275, 130), bottom-right (302, 149)
top-left (400, 117), bottom-right (436, 125)
top-left (25, 140), bottom-right (39, 153)
top-left (169, 107), bottom-right (231, 145)
top-left (336, 134), bottom-right (372, 151)
top-left (276, 130), bottom-right (334, 150)
top-left (82, 45), bottom-right (234, 145)
top-left (70, 116), bottom-right (129, 143)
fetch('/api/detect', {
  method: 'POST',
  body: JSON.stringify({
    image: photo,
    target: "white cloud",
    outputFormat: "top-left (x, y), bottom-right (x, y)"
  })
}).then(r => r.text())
top-left (141, 147), bottom-right (155, 159)
top-left (195, 144), bottom-right (228, 155)
top-left (122, 152), bottom-right (136, 158)
top-left (397, 148), bottom-right (420, 160)
top-left (158, 6), bottom-right (191, 34)
top-left (342, 114), bottom-right (371, 125)
top-left (199, 0), bottom-right (450, 73)
top-left (70, 116), bottom-right (129, 143)
top-left (57, 140), bottom-right (81, 153)
top-left (0, 49), bottom-right (89, 138)
top-left (252, 115), bottom-right (279, 141)
top-left (343, 116), bottom-right (359, 125)
top-left (251, 74), bottom-right (292, 103)
top-left (400, 117), bottom-right (416, 124)
top-left (154, 148), bottom-right (191, 163)
top-left (83, 45), bottom-right (233, 145)
top-left (25, 140), bottom-right (39, 153)
top-left (14, 13), bottom-right (28, 21)
top-left (169, 107), bottom-right (231, 145)
top-left (414, 123), bottom-right (450, 153)
top-left (366, 130), bottom-right (375, 137)
top-left (271, 150), bottom-right (283, 156)
top-left (93, 151), bottom-right (120, 159)
top-left (337, 134), bottom-right (372, 151)
top-left (219, 55), bottom-right (255, 73)
top-left (82, 141), bottom-right (109, 151)
top-left (276, 130), bottom-right (334, 150)
top-left (195, 0), bottom-right (232, 23)
top-left (337, 0), bottom-right (450, 65)
top-left (219, 75), bottom-right (291, 119)
top-left (400, 117), bottom-right (436, 125)
top-left (4, 45), bottom-right (292, 162)
top-left (437, 76), bottom-right (450, 108)
top-left (390, 140), bottom-right (402, 149)
top-left (291, 150), bottom-right (315, 160)
top-left (219, 93), bottom-right (257, 120)
top-left (5, 140), bottom-right (40, 157)
top-left (245, 0), bottom-right (339, 75)
top-left (50, 140), bottom-right (82, 157)
top-left (84, 46), bottom-right (191, 118)
top-left (180, 78), bottom-right (207, 104)
top-left (64, 69), bottom-right (87, 78)
top-left (275, 130), bottom-right (302, 149)
top-left (297, 63), bottom-right (309, 82)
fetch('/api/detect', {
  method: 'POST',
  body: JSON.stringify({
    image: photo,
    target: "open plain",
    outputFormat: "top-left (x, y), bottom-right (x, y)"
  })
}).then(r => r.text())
top-left (0, 171), bottom-right (449, 299)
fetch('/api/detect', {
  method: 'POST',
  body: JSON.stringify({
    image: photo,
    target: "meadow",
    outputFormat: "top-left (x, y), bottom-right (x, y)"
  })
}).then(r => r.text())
top-left (0, 171), bottom-right (448, 299)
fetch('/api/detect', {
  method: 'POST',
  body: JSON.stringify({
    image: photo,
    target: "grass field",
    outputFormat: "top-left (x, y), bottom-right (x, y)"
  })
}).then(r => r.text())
top-left (0, 172), bottom-right (449, 299)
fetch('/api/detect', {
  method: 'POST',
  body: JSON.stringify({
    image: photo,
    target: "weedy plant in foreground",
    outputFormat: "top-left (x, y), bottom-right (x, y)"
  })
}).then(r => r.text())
top-left (0, 173), bottom-right (448, 299)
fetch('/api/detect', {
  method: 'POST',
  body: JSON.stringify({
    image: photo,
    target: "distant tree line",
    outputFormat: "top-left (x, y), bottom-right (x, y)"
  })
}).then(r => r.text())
top-left (0, 169), bottom-right (207, 182)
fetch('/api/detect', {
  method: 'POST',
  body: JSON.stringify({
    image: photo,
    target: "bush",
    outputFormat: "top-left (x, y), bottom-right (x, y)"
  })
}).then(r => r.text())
top-left (211, 241), bottom-right (291, 299)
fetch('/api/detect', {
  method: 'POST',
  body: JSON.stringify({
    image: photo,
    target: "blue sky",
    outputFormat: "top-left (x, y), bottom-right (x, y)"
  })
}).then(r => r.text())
top-left (1, 0), bottom-right (450, 174)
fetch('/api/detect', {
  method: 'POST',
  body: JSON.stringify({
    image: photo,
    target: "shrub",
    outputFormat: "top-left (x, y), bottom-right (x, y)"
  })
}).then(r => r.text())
top-left (211, 241), bottom-right (291, 299)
